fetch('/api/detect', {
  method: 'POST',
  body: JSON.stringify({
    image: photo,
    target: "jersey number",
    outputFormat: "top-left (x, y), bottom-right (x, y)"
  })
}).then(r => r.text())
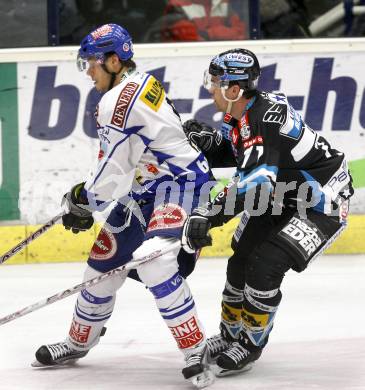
top-left (197, 159), bottom-right (210, 173)
top-left (241, 146), bottom-right (264, 169)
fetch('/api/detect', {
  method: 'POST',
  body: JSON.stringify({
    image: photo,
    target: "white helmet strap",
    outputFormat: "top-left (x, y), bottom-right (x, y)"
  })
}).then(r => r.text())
top-left (221, 86), bottom-right (244, 114)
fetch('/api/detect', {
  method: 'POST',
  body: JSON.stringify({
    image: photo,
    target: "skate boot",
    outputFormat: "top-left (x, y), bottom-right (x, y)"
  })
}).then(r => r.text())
top-left (32, 341), bottom-right (88, 367)
top-left (214, 331), bottom-right (263, 377)
top-left (206, 321), bottom-right (240, 362)
top-left (182, 344), bottom-right (215, 389)
top-left (32, 327), bottom-right (106, 367)
top-left (206, 333), bottom-right (230, 362)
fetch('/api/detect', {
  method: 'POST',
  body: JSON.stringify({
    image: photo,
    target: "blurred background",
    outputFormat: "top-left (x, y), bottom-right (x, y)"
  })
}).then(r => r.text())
top-left (1, 0), bottom-right (365, 47)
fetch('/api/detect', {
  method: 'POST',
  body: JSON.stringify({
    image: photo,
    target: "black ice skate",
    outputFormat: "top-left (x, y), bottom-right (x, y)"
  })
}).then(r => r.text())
top-left (32, 326), bottom-right (106, 367)
top-left (206, 321), bottom-right (239, 362)
top-left (214, 332), bottom-right (262, 377)
top-left (182, 345), bottom-right (215, 389)
top-left (206, 333), bottom-right (230, 362)
top-left (31, 342), bottom-right (89, 367)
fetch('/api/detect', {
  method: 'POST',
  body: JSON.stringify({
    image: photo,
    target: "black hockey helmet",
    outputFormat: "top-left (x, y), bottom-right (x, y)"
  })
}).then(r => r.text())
top-left (204, 48), bottom-right (261, 94)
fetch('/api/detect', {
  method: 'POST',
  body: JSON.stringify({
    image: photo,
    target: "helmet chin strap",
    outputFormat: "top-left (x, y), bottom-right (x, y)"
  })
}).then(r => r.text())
top-left (221, 87), bottom-right (244, 114)
top-left (107, 72), bottom-right (117, 91)
top-left (102, 63), bottom-right (124, 91)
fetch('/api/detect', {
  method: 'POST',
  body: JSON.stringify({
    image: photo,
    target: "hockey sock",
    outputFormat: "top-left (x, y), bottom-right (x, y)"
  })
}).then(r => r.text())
top-left (220, 280), bottom-right (244, 340)
top-left (67, 265), bottom-right (127, 350)
top-left (136, 237), bottom-right (206, 352)
top-left (241, 283), bottom-right (281, 348)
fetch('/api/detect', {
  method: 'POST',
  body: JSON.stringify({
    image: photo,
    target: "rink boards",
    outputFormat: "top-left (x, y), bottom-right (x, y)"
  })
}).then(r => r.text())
top-left (1, 214), bottom-right (365, 265)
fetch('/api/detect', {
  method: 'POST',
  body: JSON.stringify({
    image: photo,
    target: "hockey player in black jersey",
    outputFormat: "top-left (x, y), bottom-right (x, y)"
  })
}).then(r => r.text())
top-left (182, 48), bottom-right (354, 376)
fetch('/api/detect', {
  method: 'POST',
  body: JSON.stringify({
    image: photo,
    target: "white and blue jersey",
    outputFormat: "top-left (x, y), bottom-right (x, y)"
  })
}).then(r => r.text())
top-left (84, 70), bottom-right (211, 274)
top-left (83, 70), bottom-right (210, 212)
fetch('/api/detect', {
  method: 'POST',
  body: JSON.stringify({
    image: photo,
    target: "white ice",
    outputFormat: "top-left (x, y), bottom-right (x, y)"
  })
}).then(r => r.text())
top-left (1, 255), bottom-right (365, 390)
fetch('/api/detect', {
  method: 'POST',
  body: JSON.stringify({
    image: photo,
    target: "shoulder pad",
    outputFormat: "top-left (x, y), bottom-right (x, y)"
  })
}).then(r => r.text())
top-left (261, 91), bottom-right (288, 105)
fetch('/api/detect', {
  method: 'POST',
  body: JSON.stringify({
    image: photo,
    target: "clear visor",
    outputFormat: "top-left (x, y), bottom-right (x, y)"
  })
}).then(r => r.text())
top-left (203, 69), bottom-right (223, 90)
top-left (77, 54), bottom-right (88, 72)
top-left (76, 53), bottom-right (104, 72)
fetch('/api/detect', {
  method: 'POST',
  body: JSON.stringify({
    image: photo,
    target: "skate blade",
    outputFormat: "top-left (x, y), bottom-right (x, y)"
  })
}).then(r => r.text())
top-left (31, 358), bottom-right (80, 368)
top-left (190, 369), bottom-right (215, 389)
top-left (212, 362), bottom-right (253, 377)
top-left (31, 360), bottom-right (46, 368)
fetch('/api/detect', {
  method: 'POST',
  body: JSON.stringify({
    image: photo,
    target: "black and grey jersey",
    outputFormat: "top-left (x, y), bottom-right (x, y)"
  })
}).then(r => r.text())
top-left (211, 91), bottom-right (353, 216)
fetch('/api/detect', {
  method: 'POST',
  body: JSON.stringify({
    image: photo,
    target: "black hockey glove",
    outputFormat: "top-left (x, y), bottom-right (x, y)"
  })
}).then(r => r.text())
top-left (182, 180), bottom-right (244, 251)
top-left (61, 182), bottom-right (94, 234)
top-left (183, 119), bottom-right (222, 153)
top-left (182, 206), bottom-right (212, 253)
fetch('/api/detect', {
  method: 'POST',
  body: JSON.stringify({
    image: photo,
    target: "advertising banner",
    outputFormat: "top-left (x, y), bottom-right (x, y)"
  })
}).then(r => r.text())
top-left (1, 46), bottom-right (365, 223)
top-left (0, 63), bottom-right (19, 221)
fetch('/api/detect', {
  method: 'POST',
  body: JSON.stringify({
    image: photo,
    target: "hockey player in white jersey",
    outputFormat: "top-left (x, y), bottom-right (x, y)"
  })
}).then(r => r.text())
top-left (33, 24), bottom-right (214, 388)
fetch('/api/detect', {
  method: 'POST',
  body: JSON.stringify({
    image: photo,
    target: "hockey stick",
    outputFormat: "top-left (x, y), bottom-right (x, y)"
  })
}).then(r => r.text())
top-left (0, 240), bottom-right (181, 326)
top-left (0, 212), bottom-right (65, 265)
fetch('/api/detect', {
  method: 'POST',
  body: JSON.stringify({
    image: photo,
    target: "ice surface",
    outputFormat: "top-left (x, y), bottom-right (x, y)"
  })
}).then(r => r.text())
top-left (0, 255), bottom-right (364, 390)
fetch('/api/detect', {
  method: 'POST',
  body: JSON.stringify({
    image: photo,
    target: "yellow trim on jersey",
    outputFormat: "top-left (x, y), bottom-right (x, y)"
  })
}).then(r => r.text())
top-left (139, 76), bottom-right (165, 112)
